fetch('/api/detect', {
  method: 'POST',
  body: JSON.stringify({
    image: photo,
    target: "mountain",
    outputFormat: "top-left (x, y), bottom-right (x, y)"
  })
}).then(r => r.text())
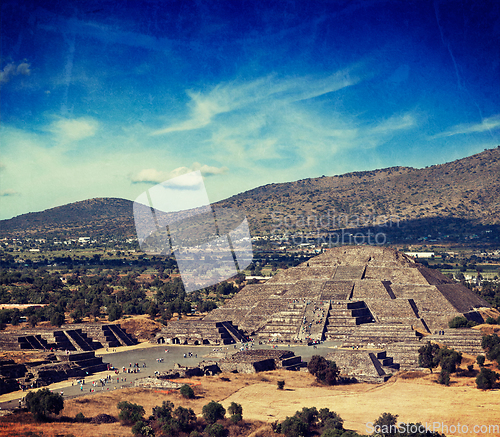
top-left (1, 147), bottom-right (499, 241)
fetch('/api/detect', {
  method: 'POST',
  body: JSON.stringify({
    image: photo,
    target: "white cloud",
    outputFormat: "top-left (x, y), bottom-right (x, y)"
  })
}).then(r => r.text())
top-left (47, 117), bottom-right (99, 143)
top-left (150, 69), bottom-right (361, 136)
top-left (432, 115), bottom-right (500, 139)
top-left (131, 163), bottom-right (228, 184)
top-left (0, 189), bottom-right (19, 197)
top-left (0, 62), bottom-right (31, 86)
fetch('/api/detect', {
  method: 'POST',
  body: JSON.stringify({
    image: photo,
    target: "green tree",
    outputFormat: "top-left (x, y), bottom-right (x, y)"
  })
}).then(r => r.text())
top-left (25, 388), bottom-right (64, 421)
top-left (50, 311), bottom-right (65, 327)
top-left (117, 401), bottom-right (145, 425)
top-left (476, 368), bottom-right (499, 390)
top-left (180, 384), bottom-right (195, 399)
top-left (228, 402), bottom-right (243, 416)
top-left (318, 408), bottom-right (344, 431)
top-left (477, 355), bottom-right (485, 367)
top-left (151, 400), bottom-right (174, 423)
top-left (418, 342), bottom-right (440, 373)
top-left (481, 334), bottom-right (500, 366)
top-left (174, 406), bottom-right (196, 432)
top-left (448, 316), bottom-right (468, 328)
top-left (202, 400), bottom-right (226, 424)
top-left (132, 420), bottom-right (154, 436)
top-left (307, 355), bottom-right (339, 385)
top-left (108, 304), bottom-right (123, 322)
top-left (437, 347), bottom-right (462, 373)
top-left (205, 423), bottom-right (227, 437)
top-left (373, 412), bottom-right (398, 437)
top-left (280, 415), bottom-right (309, 437)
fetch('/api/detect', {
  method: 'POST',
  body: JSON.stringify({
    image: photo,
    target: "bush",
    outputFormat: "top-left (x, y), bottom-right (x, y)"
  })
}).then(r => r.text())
top-left (477, 355), bottom-right (485, 367)
top-left (25, 388), bottom-right (64, 421)
top-left (132, 420), bottom-right (154, 436)
top-left (319, 408), bottom-right (343, 430)
top-left (418, 342), bottom-right (440, 373)
top-left (373, 412), bottom-right (398, 437)
top-left (307, 356), bottom-right (339, 385)
top-left (230, 413), bottom-right (243, 423)
top-left (202, 401), bottom-right (226, 424)
top-left (180, 384), bottom-right (195, 399)
top-left (449, 316), bottom-right (468, 328)
top-left (481, 334), bottom-right (500, 366)
top-left (75, 412), bottom-right (85, 423)
top-left (280, 415), bottom-right (309, 437)
top-left (277, 380), bottom-right (285, 390)
top-left (437, 369), bottom-right (450, 386)
top-left (205, 423), bottom-right (227, 437)
top-left (467, 364), bottom-right (474, 372)
top-left (117, 401), bottom-right (145, 425)
top-left (476, 368), bottom-right (499, 390)
top-left (485, 317), bottom-right (497, 325)
top-left (174, 406), bottom-right (196, 432)
top-left (437, 347), bottom-right (462, 373)
top-left (228, 402), bottom-right (242, 417)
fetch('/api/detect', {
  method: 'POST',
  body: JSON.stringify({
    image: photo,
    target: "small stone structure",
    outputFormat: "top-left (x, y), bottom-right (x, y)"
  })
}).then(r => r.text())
top-left (0, 351), bottom-right (109, 395)
top-left (0, 323), bottom-right (137, 352)
top-left (218, 349), bottom-right (305, 373)
top-left (326, 349), bottom-right (399, 383)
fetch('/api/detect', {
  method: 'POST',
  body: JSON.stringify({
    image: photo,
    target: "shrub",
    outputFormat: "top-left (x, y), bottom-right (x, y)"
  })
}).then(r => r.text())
top-left (318, 408), bottom-right (343, 430)
top-left (25, 388), bottom-right (64, 421)
top-left (477, 355), bottom-right (485, 367)
top-left (437, 347), bottom-right (462, 374)
top-left (481, 334), bottom-right (500, 366)
top-left (117, 401), bottom-right (145, 425)
top-left (448, 316), bottom-right (468, 328)
top-left (230, 413), bottom-right (243, 423)
top-left (174, 406), bottom-right (196, 432)
top-left (202, 401), bottom-right (226, 424)
top-left (277, 380), bottom-right (285, 390)
top-left (437, 369), bottom-right (450, 386)
top-left (280, 415), bottom-right (309, 437)
top-left (485, 317), bottom-right (497, 325)
top-left (180, 384), bottom-right (195, 399)
top-left (75, 412), bottom-right (85, 423)
top-left (307, 355), bottom-right (339, 385)
top-left (476, 368), bottom-right (499, 390)
top-left (228, 402), bottom-right (243, 417)
top-left (205, 423), bottom-right (227, 437)
top-left (373, 412), bottom-right (398, 437)
top-left (418, 342), bottom-right (440, 373)
top-left (467, 364), bottom-right (474, 372)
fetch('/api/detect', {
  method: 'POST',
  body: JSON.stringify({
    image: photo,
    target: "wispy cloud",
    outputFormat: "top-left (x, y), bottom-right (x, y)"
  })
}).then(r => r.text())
top-left (0, 189), bottom-right (19, 197)
top-left (0, 62), bottom-right (31, 87)
top-left (47, 117), bottom-right (99, 143)
top-left (130, 163), bottom-right (228, 184)
top-left (150, 70), bottom-right (361, 136)
top-left (431, 115), bottom-right (500, 139)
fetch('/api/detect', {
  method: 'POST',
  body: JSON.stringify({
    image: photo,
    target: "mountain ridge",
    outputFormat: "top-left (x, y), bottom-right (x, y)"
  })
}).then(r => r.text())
top-left (1, 146), bottom-right (499, 239)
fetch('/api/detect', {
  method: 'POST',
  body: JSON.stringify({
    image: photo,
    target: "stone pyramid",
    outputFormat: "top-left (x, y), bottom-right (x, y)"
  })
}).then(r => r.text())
top-left (204, 246), bottom-right (489, 342)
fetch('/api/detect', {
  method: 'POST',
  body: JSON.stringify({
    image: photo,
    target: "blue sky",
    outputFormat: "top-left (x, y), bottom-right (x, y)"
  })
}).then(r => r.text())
top-left (0, 0), bottom-right (499, 220)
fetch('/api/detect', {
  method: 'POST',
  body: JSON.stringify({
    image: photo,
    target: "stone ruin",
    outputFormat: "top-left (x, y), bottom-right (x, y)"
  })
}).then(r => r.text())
top-left (159, 246), bottom-right (491, 379)
top-left (0, 323), bottom-right (137, 352)
top-left (0, 351), bottom-right (109, 395)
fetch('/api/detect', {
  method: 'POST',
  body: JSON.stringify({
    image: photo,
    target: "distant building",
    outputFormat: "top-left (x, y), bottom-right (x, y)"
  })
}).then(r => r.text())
top-left (404, 252), bottom-right (434, 258)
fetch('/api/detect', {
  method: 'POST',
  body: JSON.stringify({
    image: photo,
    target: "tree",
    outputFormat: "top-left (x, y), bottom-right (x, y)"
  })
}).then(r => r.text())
top-left (448, 316), bottom-right (468, 328)
top-left (373, 412), bottom-right (398, 437)
top-left (205, 423), bottom-right (227, 437)
top-left (481, 334), bottom-right (500, 366)
top-left (50, 311), bottom-right (65, 327)
top-left (280, 415), bottom-right (309, 437)
top-left (477, 355), bottom-right (485, 367)
top-left (277, 380), bottom-right (285, 390)
top-left (436, 347), bottom-right (462, 374)
top-left (318, 408), bottom-right (343, 431)
top-left (151, 400), bottom-right (174, 423)
top-left (117, 401), bottom-right (145, 425)
top-left (132, 420), bottom-right (155, 436)
top-left (418, 342), bottom-right (440, 373)
top-left (437, 370), bottom-right (450, 386)
top-left (180, 384), bottom-right (195, 399)
top-left (228, 402), bottom-right (243, 416)
top-left (307, 355), bottom-right (340, 385)
top-left (476, 368), bottom-right (499, 390)
top-left (174, 406), bottom-right (196, 432)
top-left (202, 401), bottom-right (225, 424)
top-left (108, 304), bottom-right (123, 322)
top-left (25, 388), bottom-right (64, 421)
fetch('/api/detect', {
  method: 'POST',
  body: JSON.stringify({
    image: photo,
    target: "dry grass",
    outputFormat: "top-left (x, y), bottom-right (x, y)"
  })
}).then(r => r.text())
top-left (1, 367), bottom-right (499, 437)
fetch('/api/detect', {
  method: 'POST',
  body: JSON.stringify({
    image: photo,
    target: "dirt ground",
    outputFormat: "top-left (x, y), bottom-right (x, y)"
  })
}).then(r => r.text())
top-left (1, 363), bottom-right (499, 437)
